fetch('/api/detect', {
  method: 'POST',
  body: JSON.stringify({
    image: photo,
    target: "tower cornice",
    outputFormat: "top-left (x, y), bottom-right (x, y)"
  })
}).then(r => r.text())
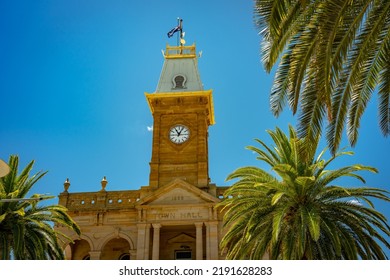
top-left (145, 90), bottom-right (215, 125)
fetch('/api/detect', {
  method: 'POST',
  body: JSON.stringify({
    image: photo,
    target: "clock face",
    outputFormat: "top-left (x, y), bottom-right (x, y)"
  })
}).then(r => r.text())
top-left (169, 125), bottom-right (190, 144)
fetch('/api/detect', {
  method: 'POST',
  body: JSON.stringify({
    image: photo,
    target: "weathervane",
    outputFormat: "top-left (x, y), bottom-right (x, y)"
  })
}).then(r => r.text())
top-left (167, 18), bottom-right (185, 46)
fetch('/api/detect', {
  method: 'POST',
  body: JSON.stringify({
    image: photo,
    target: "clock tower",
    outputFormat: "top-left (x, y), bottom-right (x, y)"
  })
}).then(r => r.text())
top-left (57, 37), bottom-right (228, 260)
top-left (145, 44), bottom-right (215, 190)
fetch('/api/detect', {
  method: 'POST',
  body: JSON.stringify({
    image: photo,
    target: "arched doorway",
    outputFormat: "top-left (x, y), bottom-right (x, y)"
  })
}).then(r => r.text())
top-left (100, 238), bottom-right (131, 260)
top-left (68, 239), bottom-right (91, 260)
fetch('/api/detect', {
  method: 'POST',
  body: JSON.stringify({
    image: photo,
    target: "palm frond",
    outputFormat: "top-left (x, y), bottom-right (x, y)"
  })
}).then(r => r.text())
top-left (220, 126), bottom-right (390, 259)
top-left (0, 155), bottom-right (80, 259)
top-left (255, 0), bottom-right (390, 154)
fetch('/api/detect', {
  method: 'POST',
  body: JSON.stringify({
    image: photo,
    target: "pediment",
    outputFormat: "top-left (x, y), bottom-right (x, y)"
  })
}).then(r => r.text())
top-left (136, 179), bottom-right (219, 206)
top-left (167, 233), bottom-right (195, 244)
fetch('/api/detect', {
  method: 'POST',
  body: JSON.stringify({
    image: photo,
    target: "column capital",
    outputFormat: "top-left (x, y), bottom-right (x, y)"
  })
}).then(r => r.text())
top-left (152, 223), bottom-right (162, 229)
top-left (205, 221), bottom-right (218, 227)
top-left (137, 223), bottom-right (147, 229)
top-left (194, 222), bottom-right (204, 227)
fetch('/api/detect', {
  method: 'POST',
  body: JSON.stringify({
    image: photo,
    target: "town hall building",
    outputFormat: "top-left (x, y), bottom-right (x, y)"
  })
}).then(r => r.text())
top-left (57, 42), bottom-right (229, 260)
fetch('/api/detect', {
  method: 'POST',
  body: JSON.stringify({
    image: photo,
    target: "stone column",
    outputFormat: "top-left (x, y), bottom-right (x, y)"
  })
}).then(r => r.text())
top-left (152, 223), bottom-right (161, 260)
top-left (195, 222), bottom-right (203, 260)
top-left (206, 221), bottom-right (219, 260)
top-left (144, 224), bottom-right (151, 260)
top-left (89, 250), bottom-right (101, 260)
top-left (130, 249), bottom-right (137, 260)
top-left (136, 224), bottom-right (146, 260)
top-left (206, 222), bottom-right (210, 260)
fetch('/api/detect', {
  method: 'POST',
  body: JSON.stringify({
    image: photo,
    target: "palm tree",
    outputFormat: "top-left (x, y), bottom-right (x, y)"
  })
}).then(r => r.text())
top-left (254, 0), bottom-right (390, 154)
top-left (0, 155), bottom-right (80, 260)
top-left (219, 126), bottom-right (390, 259)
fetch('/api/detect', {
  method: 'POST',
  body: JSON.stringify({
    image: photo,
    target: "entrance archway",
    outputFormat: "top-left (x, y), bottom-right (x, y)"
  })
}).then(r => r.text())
top-left (159, 224), bottom-right (198, 260)
top-left (100, 238), bottom-right (131, 260)
top-left (69, 239), bottom-right (91, 260)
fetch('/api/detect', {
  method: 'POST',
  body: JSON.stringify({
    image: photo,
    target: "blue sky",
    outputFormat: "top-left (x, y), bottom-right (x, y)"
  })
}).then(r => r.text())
top-left (1, 0), bottom-right (389, 256)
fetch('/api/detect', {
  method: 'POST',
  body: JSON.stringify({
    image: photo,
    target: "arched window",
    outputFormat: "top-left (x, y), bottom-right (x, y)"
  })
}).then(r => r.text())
top-left (173, 75), bottom-right (186, 89)
top-left (119, 253), bottom-right (130, 260)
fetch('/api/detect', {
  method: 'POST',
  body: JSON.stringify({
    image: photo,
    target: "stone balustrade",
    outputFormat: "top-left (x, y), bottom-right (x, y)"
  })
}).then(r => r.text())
top-left (216, 186), bottom-right (229, 199)
top-left (59, 190), bottom-right (141, 211)
top-left (58, 178), bottom-right (229, 212)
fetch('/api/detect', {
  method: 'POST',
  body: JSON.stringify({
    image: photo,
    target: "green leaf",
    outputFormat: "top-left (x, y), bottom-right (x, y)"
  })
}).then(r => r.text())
top-left (307, 208), bottom-right (321, 241)
top-left (0, 213), bottom-right (7, 223)
top-left (271, 192), bottom-right (285, 205)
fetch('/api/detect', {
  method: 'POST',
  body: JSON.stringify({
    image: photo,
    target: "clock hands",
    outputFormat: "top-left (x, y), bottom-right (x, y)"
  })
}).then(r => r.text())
top-left (170, 125), bottom-right (190, 144)
top-left (175, 126), bottom-right (188, 136)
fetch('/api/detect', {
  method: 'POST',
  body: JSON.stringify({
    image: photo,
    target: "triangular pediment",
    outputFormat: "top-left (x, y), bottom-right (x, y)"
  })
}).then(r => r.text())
top-left (136, 179), bottom-right (219, 206)
top-left (167, 233), bottom-right (195, 244)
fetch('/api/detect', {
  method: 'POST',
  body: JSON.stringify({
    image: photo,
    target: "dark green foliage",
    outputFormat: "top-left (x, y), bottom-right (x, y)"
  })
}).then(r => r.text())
top-left (219, 126), bottom-right (390, 259)
top-left (0, 155), bottom-right (80, 259)
top-left (255, 0), bottom-right (390, 154)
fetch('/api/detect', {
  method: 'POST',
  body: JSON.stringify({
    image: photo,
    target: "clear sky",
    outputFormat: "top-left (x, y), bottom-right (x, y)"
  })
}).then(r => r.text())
top-left (1, 0), bottom-right (389, 256)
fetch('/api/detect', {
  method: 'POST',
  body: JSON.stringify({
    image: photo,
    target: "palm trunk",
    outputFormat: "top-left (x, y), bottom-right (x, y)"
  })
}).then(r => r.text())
top-left (0, 234), bottom-right (11, 260)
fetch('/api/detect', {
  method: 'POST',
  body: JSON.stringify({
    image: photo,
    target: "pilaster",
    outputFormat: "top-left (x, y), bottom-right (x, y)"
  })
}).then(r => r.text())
top-left (152, 223), bottom-right (162, 260)
top-left (206, 221), bottom-right (219, 260)
top-left (195, 222), bottom-right (204, 260)
top-left (89, 250), bottom-right (101, 260)
top-left (136, 224), bottom-right (147, 260)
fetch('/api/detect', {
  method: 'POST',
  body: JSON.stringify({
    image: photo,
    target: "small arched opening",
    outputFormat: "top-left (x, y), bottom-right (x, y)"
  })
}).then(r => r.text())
top-left (100, 238), bottom-right (131, 260)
